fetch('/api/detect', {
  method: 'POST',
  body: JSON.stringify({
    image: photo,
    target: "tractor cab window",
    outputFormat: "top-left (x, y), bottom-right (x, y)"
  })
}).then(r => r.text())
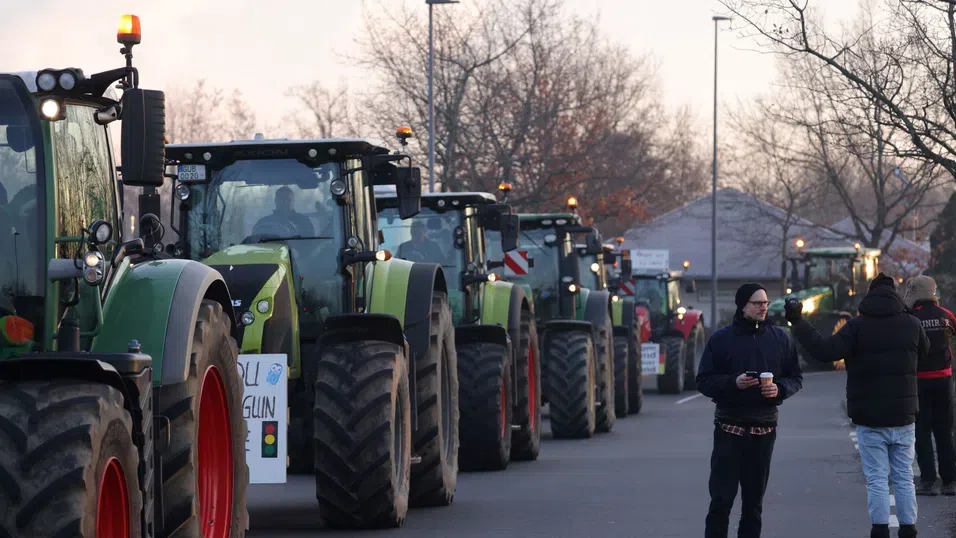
top-left (0, 78), bottom-right (43, 316)
top-left (183, 158), bottom-right (345, 318)
top-left (514, 228), bottom-right (565, 292)
top-left (633, 278), bottom-right (667, 317)
top-left (578, 254), bottom-right (600, 290)
top-left (667, 279), bottom-right (681, 309)
top-left (379, 207), bottom-right (460, 288)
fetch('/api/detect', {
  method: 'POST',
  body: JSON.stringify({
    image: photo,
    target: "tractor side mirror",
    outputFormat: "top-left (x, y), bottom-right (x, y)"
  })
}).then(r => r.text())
top-left (585, 232), bottom-right (603, 255)
top-left (499, 213), bottom-right (519, 252)
top-left (683, 278), bottom-right (696, 294)
top-left (120, 88), bottom-right (166, 187)
top-left (396, 166), bottom-right (422, 220)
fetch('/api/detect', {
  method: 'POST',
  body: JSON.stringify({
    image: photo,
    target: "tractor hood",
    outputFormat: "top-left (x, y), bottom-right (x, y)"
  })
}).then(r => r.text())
top-left (203, 244), bottom-right (289, 316)
top-left (768, 286), bottom-right (831, 314)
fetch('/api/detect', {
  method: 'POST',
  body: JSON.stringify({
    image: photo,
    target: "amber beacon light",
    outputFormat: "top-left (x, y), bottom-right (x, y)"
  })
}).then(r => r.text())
top-left (118, 14), bottom-right (142, 45)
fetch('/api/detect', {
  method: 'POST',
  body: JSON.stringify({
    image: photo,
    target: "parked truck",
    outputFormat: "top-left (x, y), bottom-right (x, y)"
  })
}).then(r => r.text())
top-left (0, 15), bottom-right (249, 537)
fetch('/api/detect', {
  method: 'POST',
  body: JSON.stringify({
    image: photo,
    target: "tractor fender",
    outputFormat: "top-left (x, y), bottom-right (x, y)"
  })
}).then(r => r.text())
top-left (611, 298), bottom-right (624, 327)
top-left (455, 324), bottom-right (510, 350)
top-left (92, 259), bottom-right (236, 386)
top-left (540, 319), bottom-right (593, 356)
top-left (582, 288), bottom-right (612, 331)
top-left (320, 313), bottom-right (406, 351)
top-left (672, 308), bottom-right (704, 339)
top-left (479, 280), bottom-right (514, 329)
top-left (367, 258), bottom-right (448, 363)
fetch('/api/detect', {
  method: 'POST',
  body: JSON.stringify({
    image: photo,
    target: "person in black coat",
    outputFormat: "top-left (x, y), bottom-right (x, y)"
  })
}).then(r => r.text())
top-left (697, 282), bottom-right (803, 538)
top-left (786, 273), bottom-right (928, 538)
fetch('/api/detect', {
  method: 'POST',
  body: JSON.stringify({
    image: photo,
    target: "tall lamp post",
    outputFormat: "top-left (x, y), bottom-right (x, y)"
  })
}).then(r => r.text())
top-left (711, 15), bottom-right (731, 330)
top-left (427, 0), bottom-right (460, 193)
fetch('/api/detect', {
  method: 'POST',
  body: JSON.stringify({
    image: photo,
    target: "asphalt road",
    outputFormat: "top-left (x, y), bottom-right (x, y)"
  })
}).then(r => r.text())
top-left (246, 371), bottom-right (956, 537)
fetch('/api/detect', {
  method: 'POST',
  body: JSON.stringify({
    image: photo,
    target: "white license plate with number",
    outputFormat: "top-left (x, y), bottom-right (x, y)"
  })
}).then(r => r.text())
top-left (178, 164), bottom-right (207, 182)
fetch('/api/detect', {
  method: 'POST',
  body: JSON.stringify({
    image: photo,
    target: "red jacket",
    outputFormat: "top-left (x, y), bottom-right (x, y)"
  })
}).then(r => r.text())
top-left (911, 300), bottom-right (956, 378)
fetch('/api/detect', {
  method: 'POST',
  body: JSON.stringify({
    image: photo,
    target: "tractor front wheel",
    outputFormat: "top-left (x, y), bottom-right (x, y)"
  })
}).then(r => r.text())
top-left (595, 318), bottom-right (616, 433)
top-left (410, 292), bottom-right (460, 507)
top-left (546, 330), bottom-right (596, 439)
top-left (511, 308), bottom-right (541, 461)
top-left (0, 381), bottom-right (143, 537)
top-left (313, 340), bottom-right (411, 529)
top-left (613, 334), bottom-right (629, 417)
top-left (158, 299), bottom-right (249, 538)
top-left (458, 341), bottom-right (512, 471)
top-left (656, 336), bottom-right (687, 395)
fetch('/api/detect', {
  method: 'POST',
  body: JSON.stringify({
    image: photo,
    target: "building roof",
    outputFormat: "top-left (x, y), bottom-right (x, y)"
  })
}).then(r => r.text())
top-left (620, 188), bottom-right (832, 280)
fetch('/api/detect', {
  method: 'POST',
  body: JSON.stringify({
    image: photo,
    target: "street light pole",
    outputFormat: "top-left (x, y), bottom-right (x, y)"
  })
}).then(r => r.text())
top-left (427, 0), bottom-right (459, 194)
top-left (711, 15), bottom-right (731, 330)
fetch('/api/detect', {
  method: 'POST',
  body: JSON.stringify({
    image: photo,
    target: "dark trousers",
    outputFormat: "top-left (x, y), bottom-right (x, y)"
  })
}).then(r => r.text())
top-left (916, 376), bottom-right (956, 483)
top-left (705, 425), bottom-right (776, 538)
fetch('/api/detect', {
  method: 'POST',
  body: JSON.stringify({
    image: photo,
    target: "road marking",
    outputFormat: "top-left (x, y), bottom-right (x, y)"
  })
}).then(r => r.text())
top-left (889, 514), bottom-right (899, 527)
top-left (676, 393), bottom-right (704, 404)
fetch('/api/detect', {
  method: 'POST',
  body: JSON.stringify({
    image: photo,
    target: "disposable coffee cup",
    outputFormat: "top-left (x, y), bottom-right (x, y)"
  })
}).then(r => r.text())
top-left (760, 372), bottom-right (773, 385)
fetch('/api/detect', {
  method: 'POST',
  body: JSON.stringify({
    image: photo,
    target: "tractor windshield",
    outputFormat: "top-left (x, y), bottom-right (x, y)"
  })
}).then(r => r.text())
top-left (632, 277), bottom-right (668, 317)
top-left (378, 207), bottom-right (461, 289)
top-left (578, 254), bottom-right (601, 290)
top-left (0, 78), bottom-right (43, 316)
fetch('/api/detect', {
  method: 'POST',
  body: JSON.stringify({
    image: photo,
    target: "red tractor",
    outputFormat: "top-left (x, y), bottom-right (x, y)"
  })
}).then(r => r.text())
top-left (622, 250), bottom-right (706, 394)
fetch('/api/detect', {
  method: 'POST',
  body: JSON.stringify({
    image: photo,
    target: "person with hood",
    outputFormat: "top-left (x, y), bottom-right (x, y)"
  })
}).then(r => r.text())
top-left (697, 283), bottom-right (804, 538)
top-left (786, 272), bottom-right (928, 538)
top-left (903, 275), bottom-right (956, 496)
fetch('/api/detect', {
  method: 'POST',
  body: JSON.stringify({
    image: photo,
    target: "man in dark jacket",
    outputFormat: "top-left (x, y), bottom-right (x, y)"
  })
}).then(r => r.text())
top-left (786, 272), bottom-right (928, 538)
top-left (903, 275), bottom-right (956, 496)
top-left (697, 282), bottom-right (803, 538)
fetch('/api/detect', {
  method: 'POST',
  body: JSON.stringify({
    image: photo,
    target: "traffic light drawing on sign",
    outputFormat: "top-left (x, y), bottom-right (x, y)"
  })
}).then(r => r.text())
top-left (262, 421), bottom-right (279, 458)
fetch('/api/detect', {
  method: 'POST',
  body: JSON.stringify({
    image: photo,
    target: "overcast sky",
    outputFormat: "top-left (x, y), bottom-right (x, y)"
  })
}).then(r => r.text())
top-left (1, 0), bottom-right (863, 134)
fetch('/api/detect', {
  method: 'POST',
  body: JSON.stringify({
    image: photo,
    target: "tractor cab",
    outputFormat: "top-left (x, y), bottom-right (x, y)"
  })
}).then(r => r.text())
top-left (375, 190), bottom-right (519, 324)
top-left (0, 16), bottom-right (167, 356)
top-left (602, 240), bottom-right (633, 297)
top-left (575, 241), bottom-right (614, 292)
top-left (628, 250), bottom-right (696, 341)
top-left (163, 134), bottom-right (421, 354)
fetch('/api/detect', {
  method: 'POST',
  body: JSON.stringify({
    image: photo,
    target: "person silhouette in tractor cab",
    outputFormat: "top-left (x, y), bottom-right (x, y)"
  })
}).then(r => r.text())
top-left (397, 219), bottom-right (442, 263)
top-left (254, 186), bottom-right (315, 238)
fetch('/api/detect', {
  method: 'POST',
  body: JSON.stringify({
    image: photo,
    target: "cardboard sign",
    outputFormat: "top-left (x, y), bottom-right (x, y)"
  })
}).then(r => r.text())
top-left (641, 343), bottom-right (663, 375)
top-left (238, 354), bottom-right (288, 484)
top-left (631, 249), bottom-right (670, 274)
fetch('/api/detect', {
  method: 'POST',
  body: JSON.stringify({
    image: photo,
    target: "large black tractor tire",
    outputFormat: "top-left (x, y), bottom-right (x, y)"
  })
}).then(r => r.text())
top-left (457, 341), bottom-right (513, 471)
top-left (626, 321), bottom-right (643, 415)
top-left (595, 317), bottom-right (616, 433)
top-left (0, 381), bottom-right (143, 537)
top-left (409, 292), bottom-right (460, 508)
top-left (545, 330), bottom-right (596, 439)
top-left (613, 335), bottom-right (630, 417)
top-left (683, 322), bottom-right (706, 392)
top-left (313, 341), bottom-right (411, 529)
top-left (511, 308), bottom-right (542, 461)
top-left (157, 299), bottom-right (249, 538)
top-left (656, 336), bottom-right (687, 395)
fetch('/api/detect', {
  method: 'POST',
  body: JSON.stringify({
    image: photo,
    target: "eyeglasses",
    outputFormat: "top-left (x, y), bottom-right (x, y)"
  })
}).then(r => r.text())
top-left (748, 301), bottom-right (770, 308)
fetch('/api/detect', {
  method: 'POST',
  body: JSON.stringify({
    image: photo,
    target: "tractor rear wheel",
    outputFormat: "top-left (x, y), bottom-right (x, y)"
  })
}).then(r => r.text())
top-left (546, 330), bottom-right (596, 439)
top-left (613, 335), bottom-right (629, 417)
top-left (313, 340), bottom-right (411, 529)
top-left (158, 299), bottom-right (249, 538)
top-left (458, 341), bottom-right (512, 471)
top-left (656, 336), bottom-right (687, 395)
top-left (409, 292), bottom-right (460, 507)
top-left (0, 381), bottom-right (143, 537)
top-left (683, 322), bottom-right (706, 392)
top-left (595, 317), bottom-right (616, 433)
top-left (511, 308), bottom-right (541, 461)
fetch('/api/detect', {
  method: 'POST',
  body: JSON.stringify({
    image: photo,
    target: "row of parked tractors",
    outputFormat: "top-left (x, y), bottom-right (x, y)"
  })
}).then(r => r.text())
top-left (0, 15), bottom-right (707, 537)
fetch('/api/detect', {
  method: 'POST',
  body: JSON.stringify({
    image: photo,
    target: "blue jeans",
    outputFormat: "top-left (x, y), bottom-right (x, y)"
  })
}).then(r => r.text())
top-left (857, 424), bottom-right (918, 525)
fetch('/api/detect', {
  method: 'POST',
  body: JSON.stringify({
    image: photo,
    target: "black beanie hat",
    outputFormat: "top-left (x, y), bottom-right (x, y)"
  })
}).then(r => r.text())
top-left (869, 272), bottom-right (897, 291)
top-left (735, 282), bottom-right (767, 314)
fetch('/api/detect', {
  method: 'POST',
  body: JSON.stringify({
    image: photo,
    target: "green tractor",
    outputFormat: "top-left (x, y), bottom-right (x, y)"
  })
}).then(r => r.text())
top-left (375, 190), bottom-right (541, 471)
top-left (768, 245), bottom-right (881, 370)
top-left (161, 128), bottom-right (460, 528)
top-left (485, 200), bottom-right (615, 439)
top-left (0, 16), bottom-right (250, 537)
top-left (580, 241), bottom-right (643, 416)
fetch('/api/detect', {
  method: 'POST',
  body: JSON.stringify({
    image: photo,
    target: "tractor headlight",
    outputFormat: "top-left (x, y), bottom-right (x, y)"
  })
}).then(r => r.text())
top-left (37, 72), bottom-right (56, 91)
top-left (330, 179), bottom-right (347, 196)
top-left (58, 71), bottom-right (77, 90)
top-left (257, 300), bottom-right (270, 314)
top-left (568, 283), bottom-right (578, 293)
top-left (590, 262), bottom-right (600, 273)
top-left (611, 295), bottom-right (620, 303)
top-left (89, 220), bottom-right (113, 245)
top-left (175, 183), bottom-right (191, 201)
top-left (83, 250), bottom-right (105, 268)
top-left (83, 266), bottom-right (104, 285)
top-left (40, 98), bottom-right (62, 120)
top-left (240, 311), bottom-right (255, 326)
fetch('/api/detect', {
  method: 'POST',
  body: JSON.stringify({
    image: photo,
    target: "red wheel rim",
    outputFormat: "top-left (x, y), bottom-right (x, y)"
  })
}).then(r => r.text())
top-left (500, 377), bottom-right (507, 438)
top-left (198, 365), bottom-right (234, 538)
top-left (527, 342), bottom-right (537, 431)
top-left (97, 457), bottom-right (130, 538)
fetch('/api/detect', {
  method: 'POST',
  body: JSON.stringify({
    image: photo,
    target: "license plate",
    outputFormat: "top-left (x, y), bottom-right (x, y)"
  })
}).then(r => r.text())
top-left (178, 164), bottom-right (207, 183)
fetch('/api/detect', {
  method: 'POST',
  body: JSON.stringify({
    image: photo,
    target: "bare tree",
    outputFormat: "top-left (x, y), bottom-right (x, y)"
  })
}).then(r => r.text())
top-left (282, 81), bottom-right (359, 138)
top-left (165, 79), bottom-right (257, 143)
